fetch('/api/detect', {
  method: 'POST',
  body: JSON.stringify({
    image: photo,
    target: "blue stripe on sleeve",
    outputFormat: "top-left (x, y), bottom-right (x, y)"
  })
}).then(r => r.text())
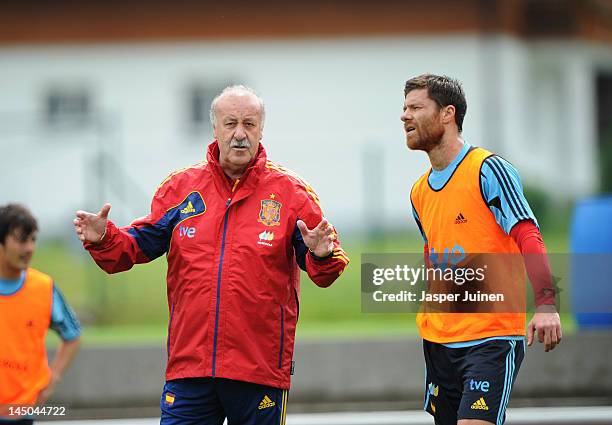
top-left (127, 223), bottom-right (172, 260)
top-left (292, 223), bottom-right (308, 272)
top-left (128, 191), bottom-right (206, 260)
top-left (483, 160), bottom-right (525, 221)
top-left (50, 285), bottom-right (82, 341)
top-left (480, 156), bottom-right (538, 234)
top-left (489, 157), bottom-right (529, 218)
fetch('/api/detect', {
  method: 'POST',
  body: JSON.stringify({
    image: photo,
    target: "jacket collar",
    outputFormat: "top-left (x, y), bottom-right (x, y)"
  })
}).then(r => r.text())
top-left (206, 140), bottom-right (267, 200)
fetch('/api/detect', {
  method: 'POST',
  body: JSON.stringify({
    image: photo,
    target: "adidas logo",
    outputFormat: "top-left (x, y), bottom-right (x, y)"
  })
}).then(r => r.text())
top-left (470, 397), bottom-right (489, 410)
top-left (258, 395), bottom-right (276, 410)
top-left (455, 212), bottom-right (467, 224)
top-left (180, 201), bottom-right (196, 214)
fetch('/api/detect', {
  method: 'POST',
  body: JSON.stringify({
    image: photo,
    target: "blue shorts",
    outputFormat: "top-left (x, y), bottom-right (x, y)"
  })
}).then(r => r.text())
top-left (160, 378), bottom-right (288, 425)
top-left (423, 338), bottom-right (524, 425)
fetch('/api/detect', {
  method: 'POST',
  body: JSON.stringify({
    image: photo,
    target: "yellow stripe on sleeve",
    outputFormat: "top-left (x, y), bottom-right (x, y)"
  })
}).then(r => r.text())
top-left (266, 161), bottom-right (322, 211)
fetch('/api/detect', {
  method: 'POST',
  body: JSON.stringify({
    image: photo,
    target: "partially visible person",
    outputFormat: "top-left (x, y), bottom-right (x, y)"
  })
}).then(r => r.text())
top-left (0, 204), bottom-right (81, 425)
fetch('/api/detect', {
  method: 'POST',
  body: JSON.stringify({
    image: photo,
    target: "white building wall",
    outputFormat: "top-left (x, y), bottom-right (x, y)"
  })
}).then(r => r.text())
top-left (0, 35), bottom-right (605, 238)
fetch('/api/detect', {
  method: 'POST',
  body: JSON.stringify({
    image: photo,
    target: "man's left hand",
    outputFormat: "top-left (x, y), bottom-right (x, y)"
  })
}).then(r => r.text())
top-left (527, 304), bottom-right (562, 352)
top-left (297, 218), bottom-right (336, 258)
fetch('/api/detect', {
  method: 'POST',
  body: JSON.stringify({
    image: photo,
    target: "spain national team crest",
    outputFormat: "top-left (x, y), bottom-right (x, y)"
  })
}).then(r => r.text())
top-left (258, 198), bottom-right (282, 226)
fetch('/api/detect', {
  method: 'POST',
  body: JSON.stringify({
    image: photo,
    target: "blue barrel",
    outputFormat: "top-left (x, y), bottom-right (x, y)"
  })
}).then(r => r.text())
top-left (570, 196), bottom-right (612, 328)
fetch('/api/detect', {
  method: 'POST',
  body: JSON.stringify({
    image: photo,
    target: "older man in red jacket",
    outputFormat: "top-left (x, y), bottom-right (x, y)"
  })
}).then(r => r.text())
top-left (74, 85), bottom-right (349, 425)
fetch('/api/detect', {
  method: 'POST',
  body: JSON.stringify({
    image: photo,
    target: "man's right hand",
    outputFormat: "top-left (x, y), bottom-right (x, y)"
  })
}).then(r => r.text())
top-left (74, 203), bottom-right (111, 244)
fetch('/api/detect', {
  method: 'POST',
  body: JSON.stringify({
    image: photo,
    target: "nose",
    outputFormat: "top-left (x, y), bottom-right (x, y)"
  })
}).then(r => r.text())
top-left (234, 124), bottom-right (247, 141)
top-left (401, 110), bottom-right (410, 122)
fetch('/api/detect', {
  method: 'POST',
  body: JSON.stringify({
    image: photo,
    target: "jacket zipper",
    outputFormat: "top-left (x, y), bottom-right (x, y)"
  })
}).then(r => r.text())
top-left (278, 305), bottom-right (284, 369)
top-left (212, 197), bottom-right (231, 377)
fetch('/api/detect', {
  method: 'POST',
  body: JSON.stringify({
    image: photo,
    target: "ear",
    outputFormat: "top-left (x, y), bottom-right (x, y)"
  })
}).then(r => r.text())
top-left (440, 105), bottom-right (456, 126)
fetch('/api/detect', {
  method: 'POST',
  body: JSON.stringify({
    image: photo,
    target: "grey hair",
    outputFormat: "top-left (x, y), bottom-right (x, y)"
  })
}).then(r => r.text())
top-left (209, 85), bottom-right (266, 128)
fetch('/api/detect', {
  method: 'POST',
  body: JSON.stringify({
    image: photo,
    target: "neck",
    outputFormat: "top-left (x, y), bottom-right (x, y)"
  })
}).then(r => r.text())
top-left (427, 136), bottom-right (464, 171)
top-left (220, 162), bottom-right (249, 180)
top-left (0, 262), bottom-right (22, 280)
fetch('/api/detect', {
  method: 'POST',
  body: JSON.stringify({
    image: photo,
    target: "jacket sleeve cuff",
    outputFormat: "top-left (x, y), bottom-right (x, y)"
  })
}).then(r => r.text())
top-left (309, 250), bottom-right (334, 262)
top-left (84, 221), bottom-right (116, 251)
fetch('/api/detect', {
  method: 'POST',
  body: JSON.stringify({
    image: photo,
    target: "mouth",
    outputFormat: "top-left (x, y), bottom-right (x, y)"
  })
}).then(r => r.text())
top-left (405, 126), bottom-right (416, 135)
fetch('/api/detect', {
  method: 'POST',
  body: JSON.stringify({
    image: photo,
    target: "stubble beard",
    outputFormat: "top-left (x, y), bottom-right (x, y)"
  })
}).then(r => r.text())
top-left (406, 121), bottom-right (445, 153)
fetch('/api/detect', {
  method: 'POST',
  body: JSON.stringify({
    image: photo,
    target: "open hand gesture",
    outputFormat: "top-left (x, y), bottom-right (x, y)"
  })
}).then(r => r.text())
top-left (296, 218), bottom-right (336, 258)
top-left (74, 203), bottom-right (111, 244)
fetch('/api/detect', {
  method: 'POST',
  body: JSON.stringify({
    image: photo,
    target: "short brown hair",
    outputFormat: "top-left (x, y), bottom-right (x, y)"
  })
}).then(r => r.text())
top-left (404, 74), bottom-right (467, 132)
top-left (0, 204), bottom-right (38, 244)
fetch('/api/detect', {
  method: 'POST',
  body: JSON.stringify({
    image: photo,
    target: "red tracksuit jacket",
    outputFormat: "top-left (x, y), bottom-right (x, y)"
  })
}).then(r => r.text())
top-left (86, 141), bottom-right (349, 389)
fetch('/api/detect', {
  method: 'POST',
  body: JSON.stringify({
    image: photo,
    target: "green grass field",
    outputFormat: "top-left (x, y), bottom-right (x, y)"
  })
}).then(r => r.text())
top-left (39, 230), bottom-right (575, 346)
